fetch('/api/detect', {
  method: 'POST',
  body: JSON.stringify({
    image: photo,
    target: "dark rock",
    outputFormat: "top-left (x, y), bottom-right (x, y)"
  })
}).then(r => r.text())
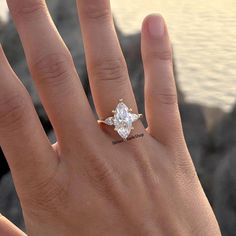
top-left (178, 103), bottom-right (224, 199)
top-left (0, 149), bottom-right (9, 179)
top-left (0, 173), bottom-right (25, 230)
top-left (0, 21), bottom-right (24, 66)
top-left (211, 105), bottom-right (236, 155)
top-left (48, 130), bottom-right (56, 144)
top-left (54, 0), bottom-right (88, 88)
top-left (200, 105), bottom-right (236, 200)
top-left (180, 103), bottom-right (208, 171)
top-left (213, 148), bottom-right (236, 236)
top-left (202, 106), bottom-right (225, 132)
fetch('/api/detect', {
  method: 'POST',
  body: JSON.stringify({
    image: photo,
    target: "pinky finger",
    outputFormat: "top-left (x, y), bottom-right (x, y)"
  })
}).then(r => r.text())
top-left (0, 214), bottom-right (26, 236)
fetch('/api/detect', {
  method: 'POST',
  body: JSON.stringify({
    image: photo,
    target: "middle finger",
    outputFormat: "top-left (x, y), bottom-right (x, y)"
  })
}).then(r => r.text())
top-left (77, 0), bottom-right (140, 120)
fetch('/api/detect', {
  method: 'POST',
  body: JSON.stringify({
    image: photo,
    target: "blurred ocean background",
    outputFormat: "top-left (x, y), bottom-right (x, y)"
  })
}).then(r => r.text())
top-left (1, 0), bottom-right (236, 111)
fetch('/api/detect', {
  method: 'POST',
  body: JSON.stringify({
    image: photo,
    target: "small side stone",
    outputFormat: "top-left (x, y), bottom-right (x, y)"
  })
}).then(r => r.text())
top-left (105, 117), bottom-right (114, 125)
top-left (130, 113), bottom-right (140, 122)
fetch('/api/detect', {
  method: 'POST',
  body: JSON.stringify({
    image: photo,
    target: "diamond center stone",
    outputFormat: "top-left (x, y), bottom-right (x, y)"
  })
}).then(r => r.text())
top-left (102, 100), bottom-right (142, 140)
top-left (112, 102), bottom-right (137, 139)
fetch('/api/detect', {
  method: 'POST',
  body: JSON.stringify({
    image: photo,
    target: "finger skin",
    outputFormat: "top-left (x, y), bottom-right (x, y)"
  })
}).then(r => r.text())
top-left (0, 46), bottom-right (57, 196)
top-left (0, 215), bottom-right (26, 236)
top-left (6, 0), bottom-right (98, 145)
top-left (76, 0), bottom-right (140, 121)
top-left (141, 14), bottom-right (184, 145)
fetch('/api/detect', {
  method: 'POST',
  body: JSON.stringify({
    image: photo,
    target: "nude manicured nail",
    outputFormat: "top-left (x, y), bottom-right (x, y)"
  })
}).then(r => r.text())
top-left (147, 15), bottom-right (165, 39)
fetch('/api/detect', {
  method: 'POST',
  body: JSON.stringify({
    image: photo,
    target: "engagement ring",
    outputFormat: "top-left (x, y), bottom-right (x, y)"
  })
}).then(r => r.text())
top-left (98, 99), bottom-right (142, 140)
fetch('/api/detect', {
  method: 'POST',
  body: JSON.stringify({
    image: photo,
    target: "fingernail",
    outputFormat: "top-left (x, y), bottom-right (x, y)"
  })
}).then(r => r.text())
top-left (147, 15), bottom-right (165, 39)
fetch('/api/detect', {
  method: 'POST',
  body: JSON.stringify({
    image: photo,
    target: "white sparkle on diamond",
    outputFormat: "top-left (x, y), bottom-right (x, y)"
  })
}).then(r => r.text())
top-left (104, 117), bottom-right (114, 125)
top-left (111, 102), bottom-right (140, 140)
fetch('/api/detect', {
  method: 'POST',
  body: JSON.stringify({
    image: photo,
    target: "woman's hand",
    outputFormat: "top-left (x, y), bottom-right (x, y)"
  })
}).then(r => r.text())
top-left (0, 0), bottom-right (221, 235)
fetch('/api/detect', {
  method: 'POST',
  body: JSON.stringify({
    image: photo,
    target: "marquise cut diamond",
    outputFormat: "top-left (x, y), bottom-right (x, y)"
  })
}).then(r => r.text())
top-left (99, 100), bottom-right (142, 140)
top-left (112, 102), bottom-right (140, 139)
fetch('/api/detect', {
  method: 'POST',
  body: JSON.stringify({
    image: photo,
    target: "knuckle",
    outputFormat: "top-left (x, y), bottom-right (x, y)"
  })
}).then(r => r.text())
top-left (31, 53), bottom-right (74, 88)
top-left (0, 92), bottom-right (28, 132)
top-left (91, 58), bottom-right (128, 85)
top-left (155, 89), bottom-right (178, 105)
top-left (8, 0), bottom-right (46, 20)
top-left (83, 3), bottom-right (111, 22)
top-left (148, 49), bottom-right (173, 62)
